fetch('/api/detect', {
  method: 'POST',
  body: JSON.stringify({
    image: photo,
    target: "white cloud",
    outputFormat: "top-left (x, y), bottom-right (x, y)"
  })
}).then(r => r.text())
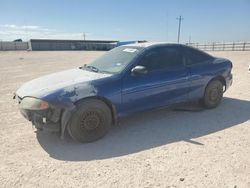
top-left (21, 25), bottom-right (40, 30)
top-left (2, 24), bottom-right (17, 28)
top-left (0, 24), bottom-right (92, 41)
top-left (1, 24), bottom-right (41, 30)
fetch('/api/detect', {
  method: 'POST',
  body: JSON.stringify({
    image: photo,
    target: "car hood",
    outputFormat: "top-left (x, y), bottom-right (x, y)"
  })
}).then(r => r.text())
top-left (16, 68), bottom-right (111, 98)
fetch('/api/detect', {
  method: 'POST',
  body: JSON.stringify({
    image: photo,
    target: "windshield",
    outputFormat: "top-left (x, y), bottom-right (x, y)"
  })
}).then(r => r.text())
top-left (85, 46), bottom-right (143, 74)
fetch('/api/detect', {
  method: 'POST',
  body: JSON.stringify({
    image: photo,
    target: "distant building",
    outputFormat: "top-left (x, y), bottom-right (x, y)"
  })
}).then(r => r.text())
top-left (29, 39), bottom-right (118, 51)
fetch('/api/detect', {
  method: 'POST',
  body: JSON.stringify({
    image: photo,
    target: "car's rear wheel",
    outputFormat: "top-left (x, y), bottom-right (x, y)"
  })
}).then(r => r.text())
top-left (68, 99), bottom-right (112, 143)
top-left (201, 80), bottom-right (224, 109)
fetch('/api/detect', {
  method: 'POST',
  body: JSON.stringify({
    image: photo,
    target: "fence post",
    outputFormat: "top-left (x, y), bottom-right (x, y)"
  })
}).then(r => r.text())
top-left (243, 42), bottom-right (246, 51)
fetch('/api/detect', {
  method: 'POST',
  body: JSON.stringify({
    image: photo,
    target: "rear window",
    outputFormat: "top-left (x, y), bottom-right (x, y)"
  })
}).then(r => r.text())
top-left (184, 47), bottom-right (213, 65)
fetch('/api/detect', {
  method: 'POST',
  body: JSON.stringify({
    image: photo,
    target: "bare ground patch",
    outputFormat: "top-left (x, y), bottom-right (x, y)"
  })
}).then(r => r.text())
top-left (0, 51), bottom-right (249, 187)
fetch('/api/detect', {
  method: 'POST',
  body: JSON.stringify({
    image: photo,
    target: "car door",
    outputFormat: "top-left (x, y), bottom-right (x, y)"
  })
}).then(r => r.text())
top-left (183, 46), bottom-right (215, 100)
top-left (121, 45), bottom-right (190, 115)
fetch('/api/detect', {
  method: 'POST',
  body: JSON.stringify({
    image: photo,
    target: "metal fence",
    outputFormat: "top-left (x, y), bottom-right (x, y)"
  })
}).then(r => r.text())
top-left (187, 42), bottom-right (250, 51)
top-left (1, 40), bottom-right (250, 51)
top-left (0, 41), bottom-right (29, 51)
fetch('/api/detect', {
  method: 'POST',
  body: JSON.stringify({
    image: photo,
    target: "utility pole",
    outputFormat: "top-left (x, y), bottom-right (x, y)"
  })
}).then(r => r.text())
top-left (188, 35), bottom-right (191, 44)
top-left (166, 12), bottom-right (169, 42)
top-left (176, 16), bottom-right (184, 43)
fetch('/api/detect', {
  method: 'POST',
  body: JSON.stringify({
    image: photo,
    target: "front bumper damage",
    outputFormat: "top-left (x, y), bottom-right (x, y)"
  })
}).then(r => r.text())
top-left (19, 107), bottom-right (62, 132)
top-left (15, 94), bottom-right (64, 133)
top-left (14, 94), bottom-right (75, 139)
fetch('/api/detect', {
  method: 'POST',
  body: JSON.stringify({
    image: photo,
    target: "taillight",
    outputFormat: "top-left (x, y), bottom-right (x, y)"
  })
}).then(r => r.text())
top-left (230, 61), bottom-right (233, 69)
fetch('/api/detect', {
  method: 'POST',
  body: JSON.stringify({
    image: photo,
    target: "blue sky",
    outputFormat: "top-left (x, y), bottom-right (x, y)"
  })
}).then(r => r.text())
top-left (0, 0), bottom-right (249, 43)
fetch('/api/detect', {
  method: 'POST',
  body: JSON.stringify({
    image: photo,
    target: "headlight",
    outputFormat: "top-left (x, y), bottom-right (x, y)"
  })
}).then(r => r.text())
top-left (19, 97), bottom-right (49, 110)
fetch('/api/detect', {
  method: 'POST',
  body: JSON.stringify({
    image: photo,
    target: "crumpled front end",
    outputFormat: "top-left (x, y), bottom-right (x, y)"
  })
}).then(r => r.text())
top-left (15, 95), bottom-right (63, 133)
top-left (14, 68), bottom-right (112, 138)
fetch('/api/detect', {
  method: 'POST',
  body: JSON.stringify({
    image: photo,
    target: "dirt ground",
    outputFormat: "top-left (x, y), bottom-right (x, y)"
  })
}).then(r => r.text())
top-left (0, 50), bottom-right (249, 188)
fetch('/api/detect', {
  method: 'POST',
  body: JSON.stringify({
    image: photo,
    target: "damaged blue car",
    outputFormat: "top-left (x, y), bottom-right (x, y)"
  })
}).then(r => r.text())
top-left (14, 43), bottom-right (233, 143)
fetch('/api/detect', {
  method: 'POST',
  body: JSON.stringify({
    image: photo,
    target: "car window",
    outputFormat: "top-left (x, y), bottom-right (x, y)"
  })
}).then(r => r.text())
top-left (138, 46), bottom-right (183, 71)
top-left (184, 47), bottom-right (213, 65)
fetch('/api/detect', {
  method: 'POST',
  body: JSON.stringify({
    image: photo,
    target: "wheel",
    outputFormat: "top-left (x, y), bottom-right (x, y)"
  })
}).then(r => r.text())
top-left (201, 80), bottom-right (223, 109)
top-left (68, 99), bottom-right (112, 143)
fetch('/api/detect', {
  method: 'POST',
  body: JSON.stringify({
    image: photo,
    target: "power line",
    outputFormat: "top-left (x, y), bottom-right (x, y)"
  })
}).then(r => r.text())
top-left (176, 16), bottom-right (184, 43)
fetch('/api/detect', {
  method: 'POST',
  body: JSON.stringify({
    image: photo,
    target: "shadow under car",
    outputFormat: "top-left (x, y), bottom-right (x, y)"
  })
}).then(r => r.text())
top-left (36, 97), bottom-right (250, 161)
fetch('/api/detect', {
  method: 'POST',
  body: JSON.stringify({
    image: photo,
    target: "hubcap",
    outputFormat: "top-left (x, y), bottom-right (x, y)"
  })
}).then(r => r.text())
top-left (80, 111), bottom-right (101, 131)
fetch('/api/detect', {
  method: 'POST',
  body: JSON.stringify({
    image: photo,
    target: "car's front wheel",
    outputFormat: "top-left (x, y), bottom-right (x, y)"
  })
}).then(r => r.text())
top-left (201, 80), bottom-right (224, 109)
top-left (68, 99), bottom-right (112, 143)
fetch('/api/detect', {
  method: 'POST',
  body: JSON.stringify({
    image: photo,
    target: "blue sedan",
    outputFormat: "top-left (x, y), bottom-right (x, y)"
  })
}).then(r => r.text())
top-left (15, 43), bottom-right (233, 143)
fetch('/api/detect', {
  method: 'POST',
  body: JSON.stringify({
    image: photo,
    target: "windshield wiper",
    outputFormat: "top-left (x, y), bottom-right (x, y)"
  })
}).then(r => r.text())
top-left (80, 64), bottom-right (114, 74)
top-left (80, 64), bottom-right (99, 72)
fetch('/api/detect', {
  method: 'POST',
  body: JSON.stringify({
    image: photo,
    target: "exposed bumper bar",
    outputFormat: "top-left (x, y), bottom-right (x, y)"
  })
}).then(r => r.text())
top-left (19, 107), bottom-right (61, 133)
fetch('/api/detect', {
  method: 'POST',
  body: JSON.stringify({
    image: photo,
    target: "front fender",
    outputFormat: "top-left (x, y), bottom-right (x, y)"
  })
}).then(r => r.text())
top-left (40, 82), bottom-right (99, 138)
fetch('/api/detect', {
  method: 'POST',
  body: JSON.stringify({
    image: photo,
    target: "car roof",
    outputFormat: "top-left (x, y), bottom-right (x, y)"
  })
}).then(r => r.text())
top-left (123, 42), bottom-right (214, 58)
top-left (124, 42), bottom-right (183, 49)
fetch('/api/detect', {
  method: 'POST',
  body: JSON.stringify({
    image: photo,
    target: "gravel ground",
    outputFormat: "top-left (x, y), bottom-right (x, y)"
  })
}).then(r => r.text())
top-left (0, 50), bottom-right (249, 188)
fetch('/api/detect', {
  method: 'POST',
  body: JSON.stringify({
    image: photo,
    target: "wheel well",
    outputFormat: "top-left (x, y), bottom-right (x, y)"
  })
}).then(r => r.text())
top-left (208, 76), bottom-right (226, 91)
top-left (74, 96), bottom-right (117, 125)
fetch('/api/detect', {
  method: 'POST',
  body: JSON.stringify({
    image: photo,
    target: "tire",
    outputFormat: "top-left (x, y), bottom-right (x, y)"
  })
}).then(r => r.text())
top-left (201, 80), bottom-right (224, 109)
top-left (68, 99), bottom-right (112, 143)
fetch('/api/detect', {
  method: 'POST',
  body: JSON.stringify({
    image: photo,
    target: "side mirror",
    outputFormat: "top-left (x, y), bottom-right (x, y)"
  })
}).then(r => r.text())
top-left (131, 66), bottom-right (148, 76)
